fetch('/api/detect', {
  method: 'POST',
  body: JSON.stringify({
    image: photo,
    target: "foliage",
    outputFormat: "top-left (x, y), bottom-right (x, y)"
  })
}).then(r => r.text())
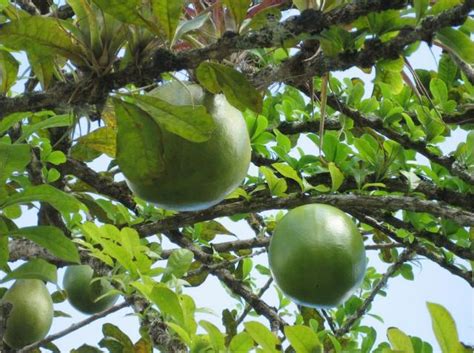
top-left (0, 0), bottom-right (473, 352)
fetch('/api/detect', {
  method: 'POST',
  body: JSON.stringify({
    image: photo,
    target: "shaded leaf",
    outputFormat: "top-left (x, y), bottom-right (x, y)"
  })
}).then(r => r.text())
top-left (0, 50), bottom-right (19, 94)
top-left (0, 143), bottom-right (31, 184)
top-left (436, 28), bottom-right (474, 64)
top-left (196, 62), bottom-right (262, 112)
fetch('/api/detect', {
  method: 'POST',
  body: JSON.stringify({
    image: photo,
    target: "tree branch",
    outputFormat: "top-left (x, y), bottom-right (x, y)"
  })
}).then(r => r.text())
top-left (352, 211), bottom-right (473, 286)
top-left (335, 248), bottom-right (415, 336)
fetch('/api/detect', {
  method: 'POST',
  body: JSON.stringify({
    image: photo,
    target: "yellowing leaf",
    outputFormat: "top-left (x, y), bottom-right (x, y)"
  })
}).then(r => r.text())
top-left (427, 302), bottom-right (465, 353)
top-left (387, 327), bottom-right (414, 353)
top-left (74, 126), bottom-right (117, 158)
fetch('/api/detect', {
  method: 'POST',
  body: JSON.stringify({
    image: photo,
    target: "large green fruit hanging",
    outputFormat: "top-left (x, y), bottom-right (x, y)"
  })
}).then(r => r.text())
top-left (121, 82), bottom-right (251, 211)
top-left (63, 265), bottom-right (119, 314)
top-left (268, 204), bottom-right (367, 308)
top-left (1, 279), bottom-right (54, 348)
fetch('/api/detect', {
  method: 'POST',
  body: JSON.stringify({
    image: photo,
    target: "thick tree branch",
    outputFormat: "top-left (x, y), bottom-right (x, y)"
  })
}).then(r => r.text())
top-left (0, 0), bottom-right (412, 119)
top-left (136, 194), bottom-right (474, 239)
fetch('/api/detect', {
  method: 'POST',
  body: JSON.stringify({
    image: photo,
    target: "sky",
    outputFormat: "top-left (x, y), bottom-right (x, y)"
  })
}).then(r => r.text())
top-left (3, 4), bottom-right (473, 353)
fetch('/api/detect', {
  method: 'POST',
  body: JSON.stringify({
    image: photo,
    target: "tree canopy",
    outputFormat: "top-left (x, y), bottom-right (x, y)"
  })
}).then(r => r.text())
top-left (0, 0), bottom-right (473, 352)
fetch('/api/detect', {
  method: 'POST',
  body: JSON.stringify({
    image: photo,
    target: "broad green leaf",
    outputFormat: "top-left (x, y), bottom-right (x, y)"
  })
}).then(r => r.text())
top-left (152, 0), bottom-right (185, 41)
top-left (0, 235), bottom-right (8, 270)
top-left (0, 184), bottom-right (84, 215)
top-left (199, 320), bottom-right (225, 352)
top-left (163, 249), bottom-right (194, 282)
top-left (27, 51), bottom-right (56, 89)
top-left (196, 62), bottom-right (262, 112)
top-left (4, 226), bottom-right (80, 263)
top-left (430, 78), bottom-right (448, 104)
top-left (328, 162), bottom-right (344, 191)
top-left (114, 99), bottom-right (165, 185)
top-left (387, 327), bottom-right (414, 353)
top-left (0, 50), bottom-right (19, 94)
top-left (0, 16), bottom-right (82, 62)
top-left (223, 0), bottom-right (251, 28)
top-left (436, 28), bottom-right (474, 64)
top-left (0, 258), bottom-right (57, 284)
top-left (0, 143), bottom-right (31, 184)
top-left (272, 163), bottom-right (304, 190)
top-left (130, 94), bottom-right (215, 142)
top-left (73, 126), bottom-right (116, 158)
top-left (431, 0), bottom-right (461, 14)
top-left (149, 285), bottom-right (184, 325)
top-left (244, 321), bottom-right (279, 352)
top-left (285, 325), bottom-right (322, 353)
top-left (166, 322), bottom-right (192, 346)
top-left (229, 332), bottom-right (254, 353)
top-left (427, 302), bottom-right (465, 353)
top-left (0, 0), bottom-right (8, 11)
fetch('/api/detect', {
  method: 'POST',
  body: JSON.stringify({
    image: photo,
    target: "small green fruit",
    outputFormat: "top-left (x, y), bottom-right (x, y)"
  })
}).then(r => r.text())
top-left (1, 279), bottom-right (53, 348)
top-left (63, 265), bottom-right (118, 314)
top-left (122, 82), bottom-right (251, 211)
top-left (268, 204), bottom-right (367, 308)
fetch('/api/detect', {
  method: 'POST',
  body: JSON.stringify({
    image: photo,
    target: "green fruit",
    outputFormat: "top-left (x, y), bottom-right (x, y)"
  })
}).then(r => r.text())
top-left (63, 265), bottom-right (119, 314)
top-left (124, 82), bottom-right (251, 211)
top-left (268, 204), bottom-right (367, 308)
top-left (1, 279), bottom-right (53, 348)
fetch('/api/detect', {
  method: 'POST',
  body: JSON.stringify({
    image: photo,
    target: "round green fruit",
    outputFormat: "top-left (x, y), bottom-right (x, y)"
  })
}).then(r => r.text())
top-left (63, 265), bottom-right (119, 314)
top-left (1, 279), bottom-right (53, 349)
top-left (124, 82), bottom-right (251, 211)
top-left (268, 204), bottom-right (367, 308)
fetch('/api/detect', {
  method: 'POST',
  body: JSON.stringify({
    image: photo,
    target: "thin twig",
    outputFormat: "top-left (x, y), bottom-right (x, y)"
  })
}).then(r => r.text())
top-left (18, 301), bottom-right (130, 352)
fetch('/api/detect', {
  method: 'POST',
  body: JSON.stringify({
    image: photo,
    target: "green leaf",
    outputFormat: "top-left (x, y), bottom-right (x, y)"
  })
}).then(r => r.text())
top-left (223, 0), bottom-right (251, 28)
top-left (149, 285), bottom-right (184, 325)
top-left (163, 249), bottom-right (194, 282)
top-left (0, 184), bottom-right (84, 215)
top-left (19, 114), bottom-right (73, 142)
top-left (229, 332), bottom-right (254, 353)
top-left (427, 302), bottom-right (465, 353)
top-left (0, 50), bottom-right (19, 94)
top-left (196, 62), bottom-right (262, 112)
top-left (272, 163), bottom-right (304, 190)
top-left (244, 321), bottom-right (279, 352)
top-left (199, 320), bottom-right (225, 352)
top-left (436, 28), bottom-right (474, 64)
top-left (259, 166), bottom-right (287, 197)
top-left (4, 226), bottom-right (80, 263)
top-left (429, 78), bottom-right (448, 104)
top-left (0, 258), bottom-right (57, 284)
top-left (387, 327), bottom-right (414, 353)
top-left (0, 112), bottom-right (28, 136)
top-left (114, 99), bottom-right (165, 186)
top-left (0, 0), bottom-right (8, 11)
top-left (71, 344), bottom-right (103, 353)
top-left (129, 94), bottom-right (215, 142)
top-left (0, 143), bottom-right (31, 184)
top-left (328, 162), bottom-right (344, 191)
top-left (152, 0), bottom-right (185, 41)
top-left (0, 16), bottom-right (82, 62)
top-left (285, 325), bottom-right (322, 353)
